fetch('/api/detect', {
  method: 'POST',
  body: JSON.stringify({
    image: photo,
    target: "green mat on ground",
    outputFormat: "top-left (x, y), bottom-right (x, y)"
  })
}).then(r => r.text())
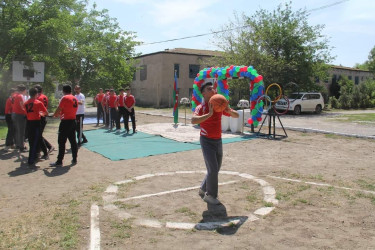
top-left (83, 129), bottom-right (255, 161)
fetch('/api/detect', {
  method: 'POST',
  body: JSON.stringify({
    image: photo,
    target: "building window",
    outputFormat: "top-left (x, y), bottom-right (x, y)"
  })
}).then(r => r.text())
top-left (133, 71), bottom-right (136, 81)
top-left (189, 64), bottom-right (200, 79)
top-left (355, 76), bottom-right (359, 85)
top-left (174, 64), bottom-right (179, 78)
top-left (332, 74), bottom-right (337, 85)
top-left (140, 65), bottom-right (147, 81)
top-left (315, 76), bottom-right (319, 83)
top-left (348, 75), bottom-right (352, 80)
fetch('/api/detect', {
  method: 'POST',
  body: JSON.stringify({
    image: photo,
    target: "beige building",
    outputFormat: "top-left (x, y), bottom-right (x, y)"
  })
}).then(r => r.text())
top-left (131, 48), bottom-right (373, 107)
top-left (130, 48), bottom-right (222, 107)
top-left (323, 65), bottom-right (373, 90)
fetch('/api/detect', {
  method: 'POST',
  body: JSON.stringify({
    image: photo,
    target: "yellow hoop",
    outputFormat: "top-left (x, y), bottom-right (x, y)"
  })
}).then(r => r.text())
top-left (265, 83), bottom-right (282, 103)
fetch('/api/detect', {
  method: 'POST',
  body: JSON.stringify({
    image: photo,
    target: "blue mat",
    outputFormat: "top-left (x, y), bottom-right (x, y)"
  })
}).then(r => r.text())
top-left (83, 129), bottom-right (255, 161)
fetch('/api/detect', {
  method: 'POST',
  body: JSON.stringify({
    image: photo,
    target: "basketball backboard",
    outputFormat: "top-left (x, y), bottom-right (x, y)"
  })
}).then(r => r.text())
top-left (12, 61), bottom-right (45, 82)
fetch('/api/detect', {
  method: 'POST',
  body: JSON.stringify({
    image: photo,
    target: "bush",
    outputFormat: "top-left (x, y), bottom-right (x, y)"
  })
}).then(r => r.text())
top-left (329, 96), bottom-right (340, 109)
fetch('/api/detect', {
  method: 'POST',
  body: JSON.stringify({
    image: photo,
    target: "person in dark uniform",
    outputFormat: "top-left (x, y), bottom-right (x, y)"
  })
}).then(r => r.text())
top-left (50, 84), bottom-right (78, 167)
top-left (124, 86), bottom-right (136, 133)
top-left (24, 88), bottom-right (48, 169)
top-left (34, 84), bottom-right (54, 159)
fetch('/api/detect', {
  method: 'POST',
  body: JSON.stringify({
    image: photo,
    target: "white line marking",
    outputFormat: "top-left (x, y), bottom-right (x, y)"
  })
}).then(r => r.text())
top-left (116, 181), bottom-right (239, 202)
top-left (267, 175), bottom-right (375, 195)
top-left (90, 204), bottom-right (100, 250)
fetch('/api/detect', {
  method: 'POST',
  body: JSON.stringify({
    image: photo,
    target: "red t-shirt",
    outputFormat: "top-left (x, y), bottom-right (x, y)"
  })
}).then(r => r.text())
top-left (117, 94), bottom-right (125, 107)
top-left (12, 93), bottom-right (26, 115)
top-left (194, 102), bottom-right (230, 139)
top-left (37, 93), bottom-right (49, 108)
top-left (24, 98), bottom-right (47, 121)
top-left (124, 95), bottom-right (135, 108)
top-left (95, 93), bottom-right (104, 103)
top-left (59, 94), bottom-right (78, 120)
top-left (102, 93), bottom-right (109, 105)
top-left (108, 95), bottom-right (117, 108)
top-left (5, 96), bottom-right (13, 114)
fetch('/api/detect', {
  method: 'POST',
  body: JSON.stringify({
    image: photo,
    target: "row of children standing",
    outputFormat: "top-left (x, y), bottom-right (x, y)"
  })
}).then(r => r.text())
top-left (94, 87), bottom-right (136, 133)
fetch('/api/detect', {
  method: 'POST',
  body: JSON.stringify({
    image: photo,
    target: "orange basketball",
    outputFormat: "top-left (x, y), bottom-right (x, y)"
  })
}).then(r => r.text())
top-left (209, 94), bottom-right (228, 112)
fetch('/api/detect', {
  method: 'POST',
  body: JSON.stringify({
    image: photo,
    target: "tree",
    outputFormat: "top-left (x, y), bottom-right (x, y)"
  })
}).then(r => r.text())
top-left (367, 46), bottom-right (375, 74)
top-left (0, 0), bottom-right (139, 100)
top-left (211, 2), bottom-right (333, 93)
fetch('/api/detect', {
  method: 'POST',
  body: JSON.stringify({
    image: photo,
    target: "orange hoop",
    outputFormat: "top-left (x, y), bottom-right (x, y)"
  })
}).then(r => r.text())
top-left (265, 83), bottom-right (282, 103)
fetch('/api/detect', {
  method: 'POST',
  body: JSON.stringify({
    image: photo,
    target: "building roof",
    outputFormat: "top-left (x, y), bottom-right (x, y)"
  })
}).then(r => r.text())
top-left (136, 48), bottom-right (224, 58)
top-left (331, 65), bottom-right (370, 72)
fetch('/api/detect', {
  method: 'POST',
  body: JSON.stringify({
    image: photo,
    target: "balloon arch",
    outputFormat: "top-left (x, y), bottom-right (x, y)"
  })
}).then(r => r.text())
top-left (191, 65), bottom-right (265, 127)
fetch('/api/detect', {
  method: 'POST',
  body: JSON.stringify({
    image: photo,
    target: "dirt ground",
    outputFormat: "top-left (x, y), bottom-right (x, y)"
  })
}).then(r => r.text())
top-left (1, 112), bottom-right (375, 249)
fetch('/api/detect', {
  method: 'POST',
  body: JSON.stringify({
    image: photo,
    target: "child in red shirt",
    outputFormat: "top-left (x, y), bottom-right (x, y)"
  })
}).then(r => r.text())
top-left (51, 84), bottom-right (78, 167)
top-left (95, 88), bottom-right (105, 126)
top-left (4, 88), bottom-right (16, 150)
top-left (24, 88), bottom-right (48, 168)
top-left (124, 86), bottom-right (136, 133)
top-left (191, 82), bottom-right (239, 205)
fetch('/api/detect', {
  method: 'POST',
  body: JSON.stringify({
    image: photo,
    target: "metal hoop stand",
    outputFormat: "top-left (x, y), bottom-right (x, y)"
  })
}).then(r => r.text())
top-left (257, 108), bottom-right (288, 139)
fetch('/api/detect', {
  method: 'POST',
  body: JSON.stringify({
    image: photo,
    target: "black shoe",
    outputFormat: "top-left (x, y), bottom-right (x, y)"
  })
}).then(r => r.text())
top-left (82, 139), bottom-right (88, 144)
top-left (50, 161), bottom-right (63, 167)
top-left (41, 155), bottom-right (49, 160)
top-left (19, 146), bottom-right (28, 152)
top-left (47, 146), bottom-right (55, 154)
top-left (71, 159), bottom-right (77, 165)
top-left (132, 129), bottom-right (136, 134)
top-left (28, 163), bottom-right (40, 170)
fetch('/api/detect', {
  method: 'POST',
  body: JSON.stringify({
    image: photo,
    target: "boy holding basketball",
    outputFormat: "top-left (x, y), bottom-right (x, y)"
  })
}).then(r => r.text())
top-left (191, 81), bottom-right (239, 205)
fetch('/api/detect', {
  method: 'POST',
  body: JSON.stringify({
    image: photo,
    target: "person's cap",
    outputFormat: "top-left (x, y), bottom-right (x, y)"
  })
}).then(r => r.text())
top-left (200, 81), bottom-right (213, 93)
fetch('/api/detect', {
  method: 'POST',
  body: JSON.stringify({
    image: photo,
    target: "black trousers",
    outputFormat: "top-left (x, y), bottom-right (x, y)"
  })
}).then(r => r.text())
top-left (40, 116), bottom-right (52, 155)
top-left (27, 120), bottom-right (42, 165)
top-left (109, 108), bottom-right (119, 130)
top-left (5, 114), bottom-right (14, 146)
top-left (57, 119), bottom-right (78, 163)
top-left (124, 108), bottom-right (136, 132)
top-left (117, 106), bottom-right (126, 129)
top-left (97, 104), bottom-right (104, 124)
top-left (75, 114), bottom-right (87, 143)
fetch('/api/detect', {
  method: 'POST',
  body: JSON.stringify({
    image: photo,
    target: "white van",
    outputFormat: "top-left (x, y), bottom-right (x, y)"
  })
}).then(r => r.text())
top-left (275, 92), bottom-right (324, 115)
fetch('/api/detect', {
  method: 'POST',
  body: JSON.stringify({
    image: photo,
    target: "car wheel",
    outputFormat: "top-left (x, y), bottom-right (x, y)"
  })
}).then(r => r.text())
top-left (315, 105), bottom-right (322, 114)
top-left (293, 105), bottom-right (301, 115)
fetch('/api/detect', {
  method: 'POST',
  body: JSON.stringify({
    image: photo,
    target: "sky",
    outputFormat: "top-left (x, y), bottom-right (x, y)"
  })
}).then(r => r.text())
top-left (88, 0), bottom-right (375, 68)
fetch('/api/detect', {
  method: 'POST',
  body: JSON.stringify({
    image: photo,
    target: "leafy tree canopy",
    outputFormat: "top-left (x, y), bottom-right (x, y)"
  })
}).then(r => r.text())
top-left (210, 2), bottom-right (334, 93)
top-left (0, 0), bottom-right (140, 96)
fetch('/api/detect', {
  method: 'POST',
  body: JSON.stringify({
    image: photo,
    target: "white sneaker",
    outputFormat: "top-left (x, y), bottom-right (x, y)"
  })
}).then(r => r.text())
top-left (203, 194), bottom-right (221, 205)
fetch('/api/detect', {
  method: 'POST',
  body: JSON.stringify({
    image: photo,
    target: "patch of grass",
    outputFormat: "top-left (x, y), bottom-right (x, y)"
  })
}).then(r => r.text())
top-left (293, 198), bottom-right (312, 206)
top-left (111, 219), bottom-right (132, 239)
top-left (263, 202), bottom-right (274, 207)
top-left (355, 179), bottom-right (375, 191)
top-left (308, 174), bottom-right (324, 181)
top-left (276, 184), bottom-right (311, 201)
top-left (331, 113), bottom-right (375, 123)
top-left (355, 192), bottom-right (375, 205)
top-left (246, 194), bottom-right (257, 203)
top-left (55, 199), bottom-right (81, 249)
top-left (324, 134), bottom-right (353, 139)
top-left (0, 120), bottom-right (7, 140)
top-left (175, 207), bottom-right (196, 216)
top-left (113, 201), bottom-right (140, 210)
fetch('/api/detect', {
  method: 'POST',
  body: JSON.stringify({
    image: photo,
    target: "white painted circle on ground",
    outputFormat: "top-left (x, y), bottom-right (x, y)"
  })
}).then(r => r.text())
top-left (102, 171), bottom-right (278, 230)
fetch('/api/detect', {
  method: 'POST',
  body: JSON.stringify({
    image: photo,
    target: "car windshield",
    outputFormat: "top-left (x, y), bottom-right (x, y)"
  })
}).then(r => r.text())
top-left (288, 93), bottom-right (303, 99)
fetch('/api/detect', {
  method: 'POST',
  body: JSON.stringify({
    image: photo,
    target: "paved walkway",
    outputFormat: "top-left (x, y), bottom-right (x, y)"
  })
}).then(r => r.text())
top-left (85, 107), bottom-right (375, 139)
